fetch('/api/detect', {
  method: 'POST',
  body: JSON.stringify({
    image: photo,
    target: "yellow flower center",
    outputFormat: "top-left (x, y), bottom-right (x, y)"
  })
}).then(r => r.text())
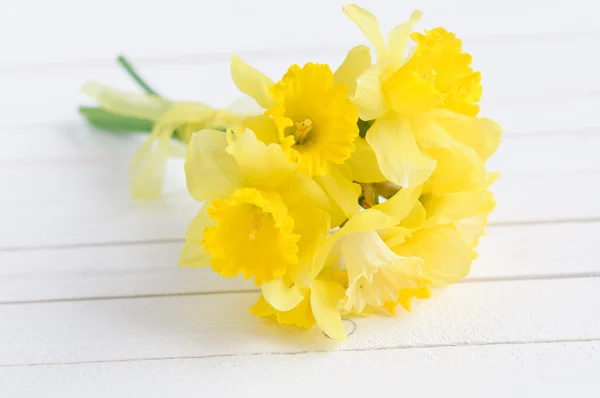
top-left (294, 118), bottom-right (313, 145)
top-left (203, 188), bottom-right (300, 285)
top-left (267, 63), bottom-right (359, 176)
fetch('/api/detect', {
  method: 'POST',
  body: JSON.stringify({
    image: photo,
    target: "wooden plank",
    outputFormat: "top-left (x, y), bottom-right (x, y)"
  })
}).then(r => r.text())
top-left (0, 0), bottom-right (595, 67)
top-left (0, 221), bottom-right (598, 303)
top-left (1, 341), bottom-right (597, 398)
top-left (0, 278), bottom-right (598, 366)
top-left (0, 37), bottom-right (598, 129)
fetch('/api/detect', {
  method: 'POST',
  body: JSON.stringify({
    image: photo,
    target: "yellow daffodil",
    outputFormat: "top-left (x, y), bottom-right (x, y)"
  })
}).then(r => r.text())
top-left (230, 56), bottom-right (360, 177)
top-left (342, 5), bottom-right (501, 188)
top-left (180, 128), bottom-right (334, 286)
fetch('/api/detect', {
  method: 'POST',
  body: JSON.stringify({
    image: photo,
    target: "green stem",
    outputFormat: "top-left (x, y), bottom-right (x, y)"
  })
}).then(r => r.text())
top-left (117, 55), bottom-right (159, 96)
top-left (79, 106), bottom-right (154, 133)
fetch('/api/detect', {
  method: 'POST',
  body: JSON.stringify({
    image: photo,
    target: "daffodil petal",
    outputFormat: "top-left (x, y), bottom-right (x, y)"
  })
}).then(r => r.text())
top-left (289, 208), bottom-right (331, 287)
top-left (424, 189), bottom-right (495, 228)
top-left (227, 130), bottom-right (296, 190)
top-left (315, 164), bottom-right (361, 220)
top-left (334, 45), bottom-right (372, 96)
top-left (353, 63), bottom-right (389, 120)
top-left (396, 226), bottom-right (473, 286)
top-left (179, 202), bottom-right (214, 268)
top-left (373, 185), bottom-right (422, 223)
top-left (129, 124), bottom-right (171, 200)
top-left (366, 115), bottom-right (437, 188)
top-left (454, 214), bottom-right (489, 247)
top-left (346, 137), bottom-right (387, 183)
top-left (81, 80), bottom-right (171, 121)
top-left (387, 10), bottom-right (422, 71)
top-left (341, 230), bottom-right (422, 312)
top-left (230, 55), bottom-right (276, 109)
top-left (426, 109), bottom-right (502, 160)
top-left (313, 209), bottom-right (397, 278)
top-left (311, 279), bottom-right (347, 341)
top-left (185, 129), bottom-right (243, 201)
top-left (342, 4), bottom-right (388, 62)
top-left (262, 278), bottom-right (305, 312)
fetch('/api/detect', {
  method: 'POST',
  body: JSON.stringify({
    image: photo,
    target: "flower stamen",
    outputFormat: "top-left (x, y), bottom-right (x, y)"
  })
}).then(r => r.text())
top-left (294, 119), bottom-right (313, 145)
top-left (249, 211), bottom-right (266, 241)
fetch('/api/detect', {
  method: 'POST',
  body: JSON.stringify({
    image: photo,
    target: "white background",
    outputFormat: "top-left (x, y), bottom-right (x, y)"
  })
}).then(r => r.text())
top-left (0, 0), bottom-right (599, 396)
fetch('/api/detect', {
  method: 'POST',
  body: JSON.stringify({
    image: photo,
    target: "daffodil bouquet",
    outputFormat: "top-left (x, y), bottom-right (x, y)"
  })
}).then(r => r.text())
top-left (79, 5), bottom-right (501, 341)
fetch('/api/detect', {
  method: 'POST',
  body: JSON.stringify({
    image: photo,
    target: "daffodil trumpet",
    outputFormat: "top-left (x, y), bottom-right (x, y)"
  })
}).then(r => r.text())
top-left (78, 4), bottom-right (501, 341)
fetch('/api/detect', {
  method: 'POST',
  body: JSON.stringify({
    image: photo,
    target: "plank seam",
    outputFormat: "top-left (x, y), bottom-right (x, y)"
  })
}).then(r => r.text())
top-left (2, 218), bottom-right (599, 253)
top-left (2, 337), bottom-right (598, 369)
top-left (1, 273), bottom-right (599, 306)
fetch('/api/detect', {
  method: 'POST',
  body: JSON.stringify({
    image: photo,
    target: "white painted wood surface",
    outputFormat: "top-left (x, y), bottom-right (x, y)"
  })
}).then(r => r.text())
top-left (1, 0), bottom-right (599, 396)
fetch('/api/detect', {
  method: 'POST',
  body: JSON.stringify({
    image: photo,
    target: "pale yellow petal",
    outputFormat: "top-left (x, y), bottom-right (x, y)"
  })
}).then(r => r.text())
top-left (334, 45), bottom-right (372, 96)
top-left (454, 214), bottom-right (489, 247)
top-left (82, 80), bottom-right (171, 121)
top-left (396, 226), bottom-right (473, 286)
top-left (353, 63), bottom-right (389, 120)
top-left (262, 278), bottom-right (305, 312)
top-left (185, 129), bottom-right (243, 201)
top-left (424, 190), bottom-right (495, 228)
top-left (427, 109), bottom-right (502, 160)
top-left (230, 55), bottom-right (276, 109)
top-left (311, 279), bottom-right (347, 341)
top-left (288, 208), bottom-right (331, 287)
top-left (346, 137), bottom-right (386, 183)
top-left (387, 10), bottom-right (422, 71)
top-left (227, 130), bottom-right (296, 190)
top-left (341, 230), bottom-right (422, 312)
top-left (312, 209), bottom-right (397, 277)
top-left (179, 203), bottom-right (214, 268)
top-left (366, 115), bottom-right (437, 188)
top-left (342, 4), bottom-right (388, 62)
top-left (315, 164), bottom-right (361, 220)
top-left (373, 185), bottom-right (422, 223)
top-left (129, 131), bottom-right (170, 199)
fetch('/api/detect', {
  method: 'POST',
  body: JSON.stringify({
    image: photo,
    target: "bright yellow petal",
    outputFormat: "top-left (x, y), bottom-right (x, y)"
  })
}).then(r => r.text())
top-left (288, 208), bottom-right (331, 287)
top-left (395, 226), bottom-right (473, 286)
top-left (230, 55), bottom-right (276, 109)
top-left (366, 115), bottom-right (437, 188)
top-left (334, 45), bottom-right (372, 96)
top-left (184, 129), bottom-right (243, 201)
top-left (315, 164), bottom-right (361, 220)
top-left (179, 202), bottom-right (214, 268)
top-left (312, 209), bottom-right (397, 277)
top-left (416, 116), bottom-right (488, 194)
top-left (342, 4), bottom-right (388, 62)
top-left (387, 10), bottom-right (422, 71)
top-left (426, 109), bottom-right (502, 161)
top-left (262, 277), bottom-right (305, 312)
top-left (251, 293), bottom-right (315, 330)
top-left (227, 130), bottom-right (296, 190)
top-left (311, 279), bottom-right (347, 341)
top-left (353, 63), bottom-right (389, 120)
top-left (345, 137), bottom-right (387, 183)
top-left (372, 185), bottom-right (422, 223)
top-left (382, 67), bottom-right (445, 117)
top-left (424, 189), bottom-right (495, 228)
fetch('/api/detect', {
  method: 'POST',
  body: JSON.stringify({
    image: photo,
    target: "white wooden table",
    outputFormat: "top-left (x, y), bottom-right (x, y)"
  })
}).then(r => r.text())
top-left (1, 1), bottom-right (599, 396)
